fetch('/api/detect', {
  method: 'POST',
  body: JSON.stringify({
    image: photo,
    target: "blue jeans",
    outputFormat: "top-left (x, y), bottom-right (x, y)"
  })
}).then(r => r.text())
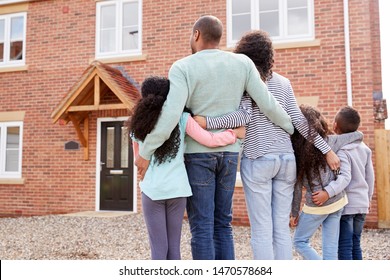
top-left (338, 213), bottom-right (366, 260)
top-left (185, 152), bottom-right (238, 260)
top-left (241, 153), bottom-right (296, 260)
top-left (293, 208), bottom-right (343, 260)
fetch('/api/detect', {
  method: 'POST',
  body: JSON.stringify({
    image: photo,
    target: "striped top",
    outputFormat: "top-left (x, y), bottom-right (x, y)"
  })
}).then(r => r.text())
top-left (206, 72), bottom-right (331, 159)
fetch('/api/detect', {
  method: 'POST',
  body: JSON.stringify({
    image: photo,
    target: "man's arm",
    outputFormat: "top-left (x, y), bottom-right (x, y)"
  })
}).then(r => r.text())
top-left (136, 64), bottom-right (189, 179)
top-left (138, 65), bottom-right (188, 160)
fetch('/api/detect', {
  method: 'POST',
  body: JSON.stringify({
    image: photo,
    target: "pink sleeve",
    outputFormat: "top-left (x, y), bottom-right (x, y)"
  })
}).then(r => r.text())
top-left (186, 115), bottom-right (237, 147)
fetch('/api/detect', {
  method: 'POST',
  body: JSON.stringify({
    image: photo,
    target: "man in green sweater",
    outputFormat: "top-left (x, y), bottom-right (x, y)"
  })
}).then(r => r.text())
top-left (135, 15), bottom-right (294, 260)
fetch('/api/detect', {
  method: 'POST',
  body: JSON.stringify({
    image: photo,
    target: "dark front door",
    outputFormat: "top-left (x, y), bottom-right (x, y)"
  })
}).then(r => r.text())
top-left (100, 121), bottom-right (133, 211)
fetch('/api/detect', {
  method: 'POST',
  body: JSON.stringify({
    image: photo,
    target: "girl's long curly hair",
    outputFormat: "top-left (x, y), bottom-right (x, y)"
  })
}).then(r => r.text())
top-left (234, 30), bottom-right (274, 81)
top-left (291, 105), bottom-right (331, 191)
top-left (127, 76), bottom-right (180, 165)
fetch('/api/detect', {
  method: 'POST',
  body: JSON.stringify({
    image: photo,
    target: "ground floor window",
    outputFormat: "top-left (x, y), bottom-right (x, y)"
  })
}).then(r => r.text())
top-left (0, 121), bottom-right (23, 178)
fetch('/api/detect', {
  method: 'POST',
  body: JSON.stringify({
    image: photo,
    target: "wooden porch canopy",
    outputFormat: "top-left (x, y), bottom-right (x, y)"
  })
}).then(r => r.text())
top-left (51, 61), bottom-right (141, 160)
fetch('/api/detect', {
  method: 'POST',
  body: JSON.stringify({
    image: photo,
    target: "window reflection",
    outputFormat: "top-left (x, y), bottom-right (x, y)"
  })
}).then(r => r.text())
top-left (106, 127), bottom-right (114, 168)
top-left (6, 126), bottom-right (20, 172)
top-left (121, 126), bottom-right (128, 168)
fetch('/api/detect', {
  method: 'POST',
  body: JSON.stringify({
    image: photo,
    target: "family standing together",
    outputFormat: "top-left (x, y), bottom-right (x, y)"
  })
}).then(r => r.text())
top-left (128, 15), bottom-right (375, 261)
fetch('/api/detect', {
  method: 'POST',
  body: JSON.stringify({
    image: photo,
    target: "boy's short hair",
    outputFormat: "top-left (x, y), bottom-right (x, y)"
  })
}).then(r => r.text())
top-left (335, 106), bottom-right (361, 133)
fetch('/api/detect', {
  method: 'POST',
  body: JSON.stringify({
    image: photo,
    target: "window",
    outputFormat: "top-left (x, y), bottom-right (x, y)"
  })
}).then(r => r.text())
top-left (0, 12), bottom-right (26, 68)
top-left (96, 0), bottom-right (142, 58)
top-left (227, 0), bottom-right (314, 47)
top-left (0, 121), bottom-right (23, 179)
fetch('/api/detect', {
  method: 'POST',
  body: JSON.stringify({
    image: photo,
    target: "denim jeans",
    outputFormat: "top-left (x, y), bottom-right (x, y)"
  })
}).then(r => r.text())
top-left (184, 152), bottom-right (238, 260)
top-left (293, 208), bottom-right (343, 260)
top-left (338, 213), bottom-right (366, 260)
top-left (241, 153), bottom-right (296, 260)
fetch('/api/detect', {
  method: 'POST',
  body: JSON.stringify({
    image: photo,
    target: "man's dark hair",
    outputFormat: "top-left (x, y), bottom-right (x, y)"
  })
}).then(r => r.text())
top-left (193, 15), bottom-right (223, 44)
top-left (335, 106), bottom-right (361, 133)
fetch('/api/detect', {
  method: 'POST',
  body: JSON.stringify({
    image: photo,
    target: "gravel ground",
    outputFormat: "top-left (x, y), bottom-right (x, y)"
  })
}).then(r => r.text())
top-left (1, 213), bottom-right (389, 260)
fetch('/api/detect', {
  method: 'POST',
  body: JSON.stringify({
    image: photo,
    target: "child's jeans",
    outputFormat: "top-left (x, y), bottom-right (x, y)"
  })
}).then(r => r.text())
top-left (293, 208), bottom-right (343, 260)
top-left (338, 213), bottom-right (366, 260)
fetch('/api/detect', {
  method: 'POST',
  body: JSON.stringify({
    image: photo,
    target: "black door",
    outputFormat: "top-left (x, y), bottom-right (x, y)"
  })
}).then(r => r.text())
top-left (100, 121), bottom-right (133, 211)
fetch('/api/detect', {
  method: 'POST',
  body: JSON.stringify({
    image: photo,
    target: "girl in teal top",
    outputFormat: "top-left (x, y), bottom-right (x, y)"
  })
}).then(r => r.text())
top-left (128, 76), bottom-right (243, 260)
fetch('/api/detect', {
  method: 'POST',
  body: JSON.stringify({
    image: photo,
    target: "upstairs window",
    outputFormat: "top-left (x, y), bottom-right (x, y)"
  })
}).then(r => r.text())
top-left (227, 0), bottom-right (314, 47)
top-left (96, 0), bottom-right (142, 58)
top-left (0, 12), bottom-right (26, 68)
top-left (0, 121), bottom-right (23, 179)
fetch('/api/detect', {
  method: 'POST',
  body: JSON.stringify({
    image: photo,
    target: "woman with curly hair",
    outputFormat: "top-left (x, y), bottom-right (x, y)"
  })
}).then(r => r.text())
top-left (128, 76), bottom-right (244, 260)
top-left (194, 30), bottom-right (340, 260)
top-left (290, 104), bottom-right (363, 260)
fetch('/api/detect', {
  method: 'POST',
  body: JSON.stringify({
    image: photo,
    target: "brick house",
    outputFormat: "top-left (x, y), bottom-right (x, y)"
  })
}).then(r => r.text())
top-left (0, 0), bottom-right (385, 227)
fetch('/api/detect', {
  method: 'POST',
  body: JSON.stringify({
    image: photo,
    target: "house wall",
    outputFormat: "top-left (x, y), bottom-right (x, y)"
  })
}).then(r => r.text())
top-left (0, 0), bottom-right (384, 227)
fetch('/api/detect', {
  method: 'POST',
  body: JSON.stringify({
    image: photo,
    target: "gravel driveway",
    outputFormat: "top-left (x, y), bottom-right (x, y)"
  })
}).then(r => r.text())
top-left (1, 212), bottom-right (389, 260)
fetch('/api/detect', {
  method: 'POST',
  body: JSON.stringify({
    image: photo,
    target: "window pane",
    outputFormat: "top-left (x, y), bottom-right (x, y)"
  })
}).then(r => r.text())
top-left (123, 28), bottom-right (138, 50)
top-left (123, 2), bottom-right (138, 26)
top-left (231, 0), bottom-right (251, 40)
top-left (100, 4), bottom-right (116, 53)
top-left (232, 15), bottom-right (251, 41)
top-left (101, 5), bottom-right (116, 28)
top-left (232, 0), bottom-right (251, 14)
top-left (123, 2), bottom-right (139, 51)
top-left (259, 0), bottom-right (279, 37)
top-left (259, 11), bottom-right (279, 37)
top-left (288, 0), bottom-right (308, 9)
top-left (121, 126), bottom-right (128, 168)
top-left (6, 126), bottom-right (20, 172)
top-left (11, 16), bottom-right (24, 40)
top-left (259, 0), bottom-right (278, 11)
top-left (10, 41), bottom-right (23, 61)
top-left (0, 43), bottom-right (3, 62)
top-left (0, 19), bottom-right (4, 41)
top-left (287, 8), bottom-right (308, 36)
top-left (106, 127), bottom-right (114, 168)
top-left (100, 30), bottom-right (116, 52)
top-left (0, 19), bottom-right (4, 62)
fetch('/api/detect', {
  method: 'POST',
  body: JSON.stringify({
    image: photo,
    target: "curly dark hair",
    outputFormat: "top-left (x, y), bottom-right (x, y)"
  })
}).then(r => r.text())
top-left (127, 76), bottom-right (180, 165)
top-left (234, 30), bottom-right (274, 81)
top-left (291, 104), bottom-right (332, 191)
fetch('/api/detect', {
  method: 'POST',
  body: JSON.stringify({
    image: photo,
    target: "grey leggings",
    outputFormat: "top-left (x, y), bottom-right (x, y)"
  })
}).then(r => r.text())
top-left (142, 193), bottom-right (187, 260)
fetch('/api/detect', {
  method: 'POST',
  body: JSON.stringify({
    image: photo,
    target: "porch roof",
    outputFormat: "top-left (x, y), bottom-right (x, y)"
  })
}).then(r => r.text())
top-left (50, 61), bottom-right (141, 160)
top-left (51, 61), bottom-right (140, 125)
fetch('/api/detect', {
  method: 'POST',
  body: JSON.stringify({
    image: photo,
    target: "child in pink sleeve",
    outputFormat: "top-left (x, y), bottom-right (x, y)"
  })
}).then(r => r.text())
top-left (128, 76), bottom-right (244, 260)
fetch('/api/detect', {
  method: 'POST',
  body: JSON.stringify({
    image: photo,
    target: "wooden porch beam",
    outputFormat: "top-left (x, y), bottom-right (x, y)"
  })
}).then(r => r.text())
top-left (68, 103), bottom-right (128, 112)
top-left (69, 114), bottom-right (87, 148)
top-left (83, 117), bottom-right (89, 160)
top-left (94, 75), bottom-right (100, 106)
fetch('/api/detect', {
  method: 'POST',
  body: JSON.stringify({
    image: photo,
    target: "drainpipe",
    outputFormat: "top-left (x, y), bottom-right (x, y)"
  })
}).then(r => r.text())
top-left (344, 0), bottom-right (353, 106)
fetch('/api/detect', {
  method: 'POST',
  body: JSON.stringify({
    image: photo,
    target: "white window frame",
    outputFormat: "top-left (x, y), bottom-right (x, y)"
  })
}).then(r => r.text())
top-left (0, 121), bottom-right (23, 179)
top-left (227, 0), bottom-right (314, 47)
top-left (0, 12), bottom-right (27, 68)
top-left (95, 0), bottom-right (142, 59)
top-left (0, 1), bottom-right (30, 5)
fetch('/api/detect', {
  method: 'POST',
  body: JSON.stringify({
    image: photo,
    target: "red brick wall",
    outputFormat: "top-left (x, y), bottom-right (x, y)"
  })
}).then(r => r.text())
top-left (0, 0), bottom-right (384, 227)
